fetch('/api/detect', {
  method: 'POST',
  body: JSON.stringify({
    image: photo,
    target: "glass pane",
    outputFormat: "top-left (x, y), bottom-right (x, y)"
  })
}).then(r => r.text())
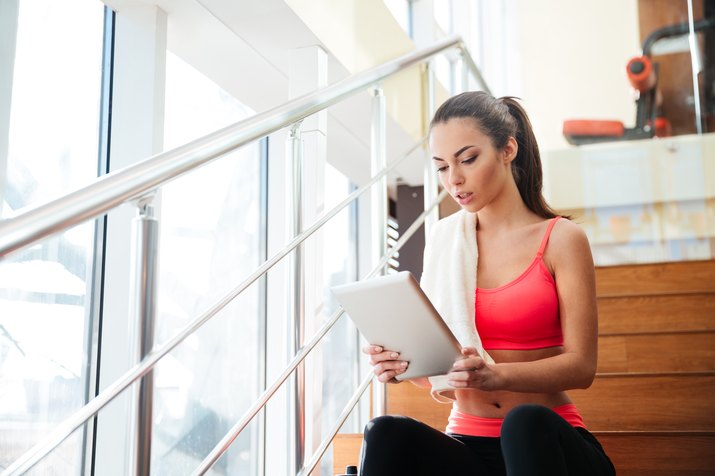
top-left (318, 164), bottom-right (360, 474)
top-left (0, 0), bottom-right (105, 473)
top-left (153, 51), bottom-right (262, 475)
top-left (383, 0), bottom-right (410, 35)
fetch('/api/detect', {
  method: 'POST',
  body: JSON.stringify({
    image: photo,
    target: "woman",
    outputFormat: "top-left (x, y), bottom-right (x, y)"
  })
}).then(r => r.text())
top-left (360, 92), bottom-right (615, 475)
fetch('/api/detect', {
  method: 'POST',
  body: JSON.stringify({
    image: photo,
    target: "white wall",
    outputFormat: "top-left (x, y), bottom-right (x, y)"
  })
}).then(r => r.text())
top-left (515, 0), bottom-right (641, 152)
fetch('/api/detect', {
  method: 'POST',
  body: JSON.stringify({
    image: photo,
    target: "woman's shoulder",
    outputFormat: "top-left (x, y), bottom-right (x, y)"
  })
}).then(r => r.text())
top-left (551, 217), bottom-right (588, 241)
top-left (548, 217), bottom-right (593, 263)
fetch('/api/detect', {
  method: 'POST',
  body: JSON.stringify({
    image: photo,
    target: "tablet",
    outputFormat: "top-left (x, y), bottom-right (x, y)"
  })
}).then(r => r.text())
top-left (331, 271), bottom-right (462, 381)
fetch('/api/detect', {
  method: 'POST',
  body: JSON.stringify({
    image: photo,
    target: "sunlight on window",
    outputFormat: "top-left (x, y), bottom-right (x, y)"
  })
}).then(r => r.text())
top-left (0, 0), bottom-right (105, 473)
top-left (153, 51), bottom-right (262, 475)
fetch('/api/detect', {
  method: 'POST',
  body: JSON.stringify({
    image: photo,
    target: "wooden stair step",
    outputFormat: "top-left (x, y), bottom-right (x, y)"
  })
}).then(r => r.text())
top-left (571, 372), bottom-right (715, 431)
top-left (332, 434), bottom-right (362, 476)
top-left (332, 432), bottom-right (715, 476)
top-left (386, 383), bottom-right (447, 431)
top-left (597, 431), bottom-right (715, 476)
top-left (598, 331), bottom-right (715, 373)
top-left (386, 373), bottom-right (715, 432)
top-left (597, 293), bottom-right (715, 335)
top-left (595, 260), bottom-right (715, 297)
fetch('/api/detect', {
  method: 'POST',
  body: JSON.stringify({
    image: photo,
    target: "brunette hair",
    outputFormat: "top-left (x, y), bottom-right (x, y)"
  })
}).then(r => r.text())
top-left (430, 91), bottom-right (560, 219)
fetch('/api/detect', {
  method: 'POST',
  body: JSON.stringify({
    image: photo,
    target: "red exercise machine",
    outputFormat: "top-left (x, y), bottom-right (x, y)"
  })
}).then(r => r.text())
top-left (563, 16), bottom-right (714, 145)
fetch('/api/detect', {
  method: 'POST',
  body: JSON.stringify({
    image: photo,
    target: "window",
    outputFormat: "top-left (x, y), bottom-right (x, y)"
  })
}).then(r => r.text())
top-left (151, 51), bottom-right (264, 475)
top-left (0, 0), bottom-right (107, 472)
top-left (383, 0), bottom-right (412, 37)
top-left (318, 164), bottom-right (361, 474)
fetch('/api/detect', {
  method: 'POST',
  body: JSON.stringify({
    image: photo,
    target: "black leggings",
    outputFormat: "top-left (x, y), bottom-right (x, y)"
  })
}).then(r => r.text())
top-left (359, 404), bottom-right (615, 476)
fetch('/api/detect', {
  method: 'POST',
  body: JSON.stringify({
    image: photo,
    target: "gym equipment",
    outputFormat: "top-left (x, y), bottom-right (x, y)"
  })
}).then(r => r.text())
top-left (563, 16), bottom-right (714, 145)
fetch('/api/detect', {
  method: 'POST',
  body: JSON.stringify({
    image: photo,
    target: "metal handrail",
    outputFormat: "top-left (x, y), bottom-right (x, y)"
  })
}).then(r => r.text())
top-left (298, 373), bottom-right (373, 476)
top-left (1, 137), bottom-right (428, 476)
top-left (2, 34), bottom-right (487, 475)
top-left (0, 34), bottom-right (482, 258)
top-left (293, 192), bottom-right (447, 476)
top-left (194, 190), bottom-right (448, 475)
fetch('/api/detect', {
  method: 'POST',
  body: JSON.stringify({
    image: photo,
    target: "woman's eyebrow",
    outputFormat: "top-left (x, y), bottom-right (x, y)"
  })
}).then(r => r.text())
top-left (432, 145), bottom-right (475, 161)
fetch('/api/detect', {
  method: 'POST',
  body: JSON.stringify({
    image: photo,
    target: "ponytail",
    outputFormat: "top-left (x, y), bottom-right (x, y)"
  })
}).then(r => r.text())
top-left (430, 91), bottom-right (561, 219)
top-left (499, 97), bottom-right (559, 219)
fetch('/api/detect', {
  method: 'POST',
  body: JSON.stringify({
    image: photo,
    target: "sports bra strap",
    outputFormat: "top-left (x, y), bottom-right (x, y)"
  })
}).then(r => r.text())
top-left (536, 216), bottom-right (562, 257)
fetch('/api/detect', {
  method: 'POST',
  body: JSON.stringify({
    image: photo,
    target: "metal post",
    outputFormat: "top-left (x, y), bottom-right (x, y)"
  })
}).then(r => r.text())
top-left (370, 86), bottom-right (388, 417)
top-left (129, 201), bottom-right (159, 476)
top-left (687, 0), bottom-right (704, 134)
top-left (460, 50), bottom-right (469, 93)
top-left (0, 0), bottom-right (19, 218)
top-left (287, 122), bottom-right (306, 474)
top-left (423, 62), bottom-right (439, 234)
top-left (449, 58), bottom-right (457, 95)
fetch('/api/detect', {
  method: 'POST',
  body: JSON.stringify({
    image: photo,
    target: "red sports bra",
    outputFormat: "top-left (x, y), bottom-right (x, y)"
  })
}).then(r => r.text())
top-left (475, 217), bottom-right (564, 350)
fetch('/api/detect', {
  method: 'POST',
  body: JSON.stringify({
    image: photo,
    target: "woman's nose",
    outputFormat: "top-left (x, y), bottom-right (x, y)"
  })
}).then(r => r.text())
top-left (448, 170), bottom-right (464, 185)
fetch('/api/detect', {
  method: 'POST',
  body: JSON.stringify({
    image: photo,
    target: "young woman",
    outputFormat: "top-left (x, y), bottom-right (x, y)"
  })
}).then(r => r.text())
top-left (360, 92), bottom-right (615, 475)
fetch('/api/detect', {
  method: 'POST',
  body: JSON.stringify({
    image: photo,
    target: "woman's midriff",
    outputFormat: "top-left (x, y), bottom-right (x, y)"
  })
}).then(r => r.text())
top-left (454, 346), bottom-right (572, 419)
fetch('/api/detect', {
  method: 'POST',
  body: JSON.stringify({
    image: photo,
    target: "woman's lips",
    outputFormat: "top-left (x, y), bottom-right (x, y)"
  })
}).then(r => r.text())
top-left (455, 192), bottom-right (473, 205)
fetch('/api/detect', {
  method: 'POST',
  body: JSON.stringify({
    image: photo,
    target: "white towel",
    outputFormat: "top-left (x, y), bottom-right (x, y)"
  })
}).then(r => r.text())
top-left (420, 209), bottom-right (494, 403)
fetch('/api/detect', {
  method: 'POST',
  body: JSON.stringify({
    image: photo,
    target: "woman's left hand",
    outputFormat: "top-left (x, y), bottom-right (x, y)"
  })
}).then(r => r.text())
top-left (447, 347), bottom-right (502, 391)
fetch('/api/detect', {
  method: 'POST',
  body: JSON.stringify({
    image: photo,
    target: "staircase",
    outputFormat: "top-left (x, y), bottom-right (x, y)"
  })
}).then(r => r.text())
top-left (332, 260), bottom-right (715, 475)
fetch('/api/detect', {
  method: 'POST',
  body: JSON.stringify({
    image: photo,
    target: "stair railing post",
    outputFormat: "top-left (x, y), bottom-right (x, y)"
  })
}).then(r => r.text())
top-left (460, 50), bottom-right (469, 93)
top-left (370, 85), bottom-right (388, 417)
top-left (423, 62), bottom-right (439, 233)
top-left (287, 121), bottom-right (306, 474)
top-left (686, 0), bottom-right (704, 134)
top-left (129, 199), bottom-right (159, 476)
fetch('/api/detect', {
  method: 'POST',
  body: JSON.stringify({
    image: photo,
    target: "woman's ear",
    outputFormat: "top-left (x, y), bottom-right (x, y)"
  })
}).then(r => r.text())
top-left (502, 136), bottom-right (518, 164)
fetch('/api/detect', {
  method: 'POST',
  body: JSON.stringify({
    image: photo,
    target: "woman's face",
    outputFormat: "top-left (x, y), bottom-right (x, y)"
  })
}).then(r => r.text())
top-left (429, 118), bottom-right (515, 213)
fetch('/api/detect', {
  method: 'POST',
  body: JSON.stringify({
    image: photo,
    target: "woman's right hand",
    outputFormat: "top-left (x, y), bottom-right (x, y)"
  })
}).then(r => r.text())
top-left (362, 345), bottom-right (409, 383)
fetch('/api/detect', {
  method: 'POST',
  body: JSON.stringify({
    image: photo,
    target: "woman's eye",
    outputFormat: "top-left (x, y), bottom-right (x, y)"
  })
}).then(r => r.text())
top-left (436, 166), bottom-right (448, 173)
top-left (461, 156), bottom-right (477, 165)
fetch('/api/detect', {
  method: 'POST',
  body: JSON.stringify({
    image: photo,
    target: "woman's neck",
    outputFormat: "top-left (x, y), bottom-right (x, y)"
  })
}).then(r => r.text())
top-left (477, 181), bottom-right (536, 233)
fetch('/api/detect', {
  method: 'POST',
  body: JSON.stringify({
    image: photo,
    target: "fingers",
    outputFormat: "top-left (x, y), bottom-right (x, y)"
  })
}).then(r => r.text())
top-left (451, 352), bottom-right (485, 372)
top-left (361, 346), bottom-right (409, 382)
top-left (362, 345), bottom-right (383, 355)
top-left (448, 349), bottom-right (486, 388)
top-left (373, 359), bottom-right (408, 382)
top-left (363, 346), bottom-right (402, 365)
